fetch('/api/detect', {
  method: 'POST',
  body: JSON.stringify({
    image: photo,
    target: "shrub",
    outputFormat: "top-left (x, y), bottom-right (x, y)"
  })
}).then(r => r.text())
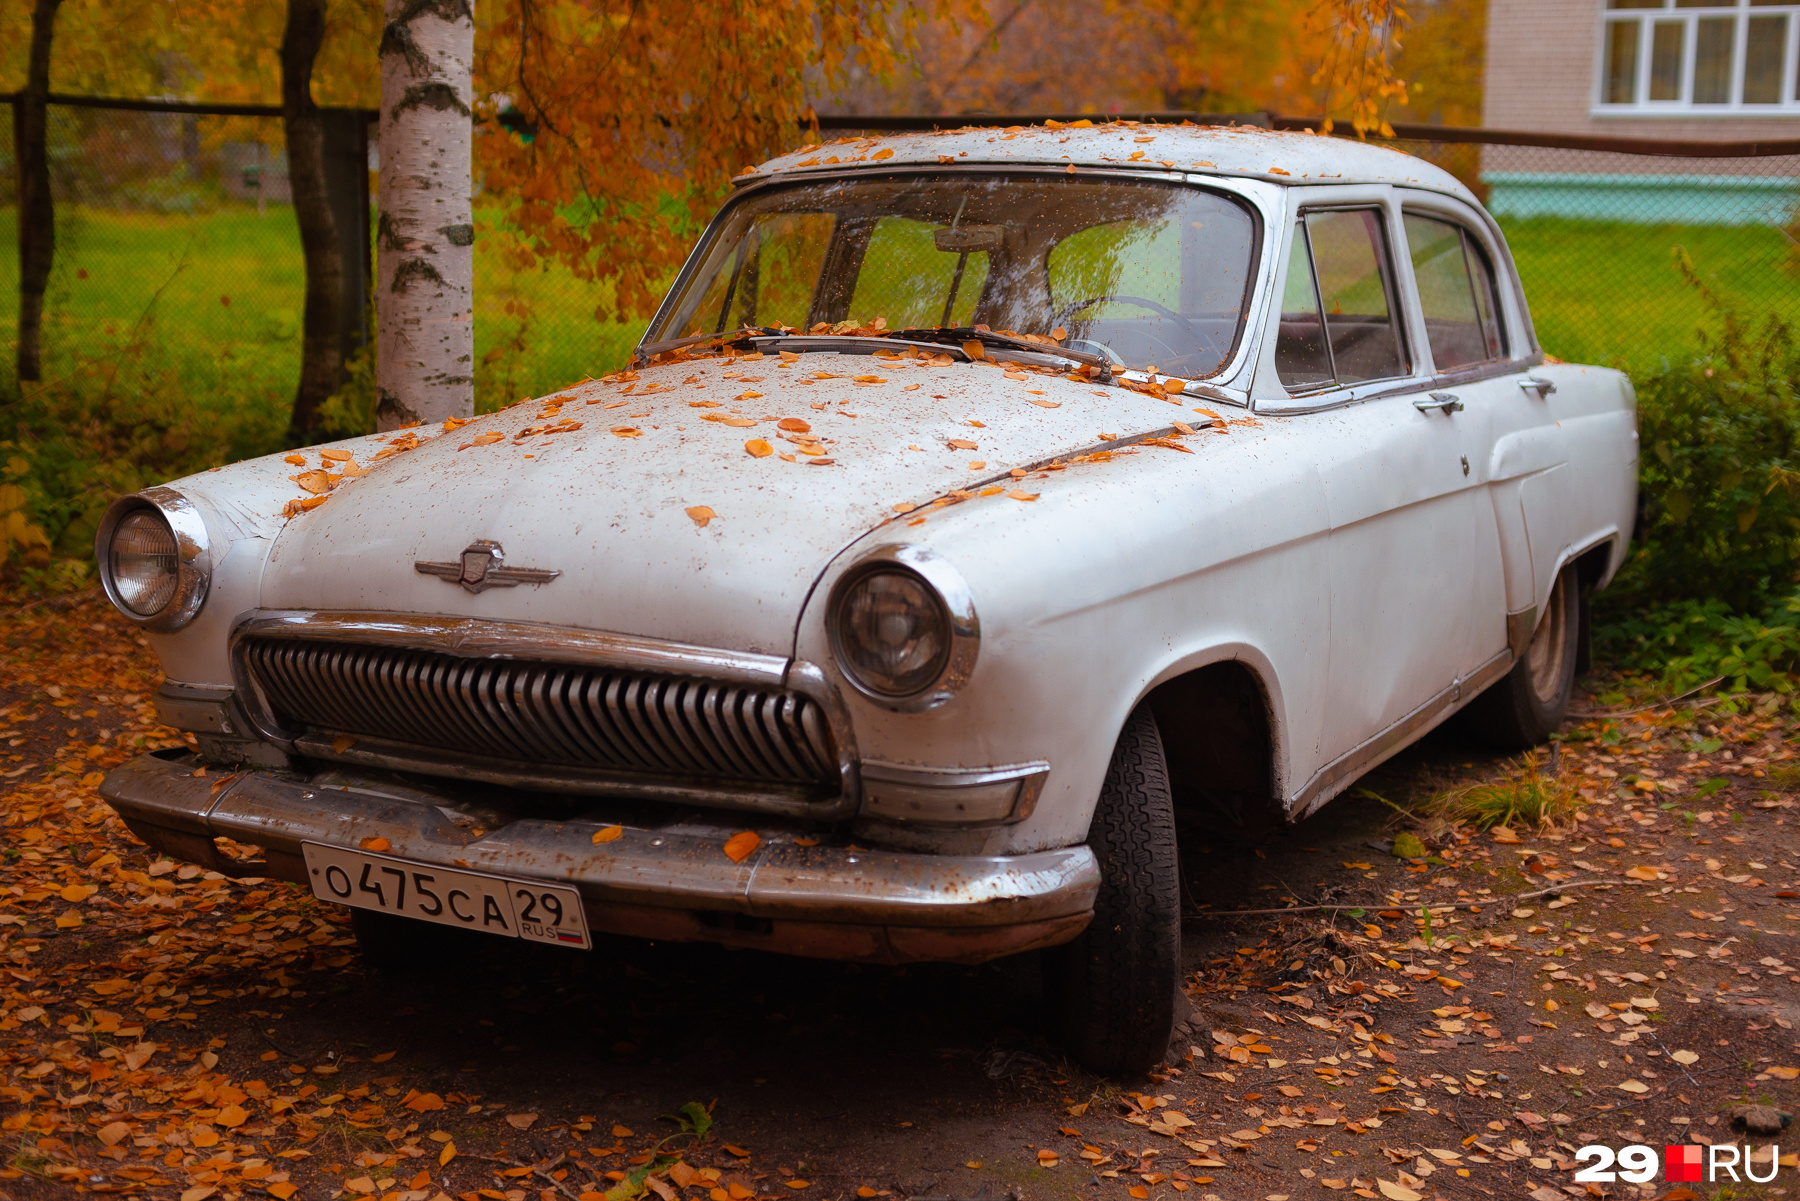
top-left (1615, 254), bottom-right (1800, 614)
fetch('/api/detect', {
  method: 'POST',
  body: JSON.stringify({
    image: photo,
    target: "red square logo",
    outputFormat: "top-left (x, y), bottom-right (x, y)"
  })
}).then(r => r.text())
top-left (1665, 1145), bottom-right (1704, 1182)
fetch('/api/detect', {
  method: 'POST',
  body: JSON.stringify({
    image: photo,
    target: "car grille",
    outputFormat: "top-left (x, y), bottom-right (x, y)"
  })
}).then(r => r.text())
top-left (239, 636), bottom-right (841, 797)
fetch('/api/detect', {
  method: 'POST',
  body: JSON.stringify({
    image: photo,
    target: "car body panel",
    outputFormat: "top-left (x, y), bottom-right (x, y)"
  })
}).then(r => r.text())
top-left (99, 124), bottom-right (1640, 962)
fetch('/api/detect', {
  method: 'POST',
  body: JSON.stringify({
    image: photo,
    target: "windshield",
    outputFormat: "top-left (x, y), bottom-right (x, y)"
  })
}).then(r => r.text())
top-left (649, 172), bottom-right (1259, 378)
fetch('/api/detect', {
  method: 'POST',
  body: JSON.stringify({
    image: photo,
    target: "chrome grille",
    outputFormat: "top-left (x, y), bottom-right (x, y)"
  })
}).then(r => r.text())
top-left (240, 636), bottom-right (839, 795)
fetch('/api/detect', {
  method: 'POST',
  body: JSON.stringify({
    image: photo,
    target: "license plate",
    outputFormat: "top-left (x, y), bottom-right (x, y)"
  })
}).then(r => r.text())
top-left (302, 843), bottom-right (591, 950)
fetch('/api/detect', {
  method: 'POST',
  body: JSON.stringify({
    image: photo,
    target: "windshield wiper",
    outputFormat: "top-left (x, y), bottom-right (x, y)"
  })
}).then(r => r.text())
top-left (894, 327), bottom-right (1113, 375)
top-left (632, 326), bottom-right (786, 365)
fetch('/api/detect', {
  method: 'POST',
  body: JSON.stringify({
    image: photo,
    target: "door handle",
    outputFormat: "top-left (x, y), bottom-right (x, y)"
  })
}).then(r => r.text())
top-left (1519, 376), bottom-right (1557, 399)
top-left (1414, 392), bottom-right (1464, 414)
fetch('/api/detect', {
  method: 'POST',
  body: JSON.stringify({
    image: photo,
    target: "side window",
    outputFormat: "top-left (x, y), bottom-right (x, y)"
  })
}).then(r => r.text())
top-left (1274, 222), bottom-right (1333, 388)
top-left (1404, 213), bottom-right (1506, 370)
top-left (1275, 208), bottom-right (1408, 392)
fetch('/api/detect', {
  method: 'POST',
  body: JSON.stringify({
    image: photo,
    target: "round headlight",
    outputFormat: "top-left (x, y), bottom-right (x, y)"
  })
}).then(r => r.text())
top-left (96, 487), bottom-right (213, 632)
top-left (834, 568), bottom-right (951, 697)
top-left (827, 547), bottom-right (979, 710)
top-left (110, 511), bottom-right (181, 616)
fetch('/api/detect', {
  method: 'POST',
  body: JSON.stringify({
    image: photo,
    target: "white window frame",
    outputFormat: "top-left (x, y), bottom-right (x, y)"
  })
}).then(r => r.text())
top-left (1593, 0), bottom-right (1800, 115)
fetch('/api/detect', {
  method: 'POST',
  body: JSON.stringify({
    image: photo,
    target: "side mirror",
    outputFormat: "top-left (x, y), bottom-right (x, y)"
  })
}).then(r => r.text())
top-left (934, 224), bottom-right (1003, 253)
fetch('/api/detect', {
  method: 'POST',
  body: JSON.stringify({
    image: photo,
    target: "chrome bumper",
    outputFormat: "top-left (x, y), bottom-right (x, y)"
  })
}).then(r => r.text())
top-left (99, 751), bottom-right (1098, 964)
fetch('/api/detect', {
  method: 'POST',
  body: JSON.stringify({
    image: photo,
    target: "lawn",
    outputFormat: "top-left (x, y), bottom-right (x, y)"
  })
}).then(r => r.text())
top-left (1498, 215), bottom-right (1800, 373)
top-left (2, 205), bottom-right (1795, 432)
top-left (0, 203), bottom-right (645, 434)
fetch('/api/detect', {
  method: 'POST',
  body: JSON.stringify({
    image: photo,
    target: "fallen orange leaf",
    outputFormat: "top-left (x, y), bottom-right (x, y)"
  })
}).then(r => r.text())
top-left (360, 836), bottom-right (390, 852)
top-left (724, 832), bottom-right (761, 863)
top-left (686, 505), bottom-right (716, 528)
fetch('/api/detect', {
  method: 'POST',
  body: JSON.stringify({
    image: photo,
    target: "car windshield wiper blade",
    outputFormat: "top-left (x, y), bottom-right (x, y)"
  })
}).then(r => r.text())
top-left (632, 326), bottom-right (785, 364)
top-left (728, 332), bottom-right (975, 360)
top-left (894, 327), bottom-right (1113, 373)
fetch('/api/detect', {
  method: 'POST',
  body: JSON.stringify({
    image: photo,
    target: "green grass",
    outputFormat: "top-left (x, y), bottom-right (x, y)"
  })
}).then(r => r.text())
top-left (1499, 216), bottom-right (1800, 374)
top-left (0, 203), bottom-right (643, 425)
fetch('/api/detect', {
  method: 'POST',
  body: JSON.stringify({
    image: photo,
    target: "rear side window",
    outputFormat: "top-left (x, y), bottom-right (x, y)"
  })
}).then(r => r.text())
top-left (1404, 213), bottom-right (1505, 369)
top-left (1274, 209), bottom-right (1408, 392)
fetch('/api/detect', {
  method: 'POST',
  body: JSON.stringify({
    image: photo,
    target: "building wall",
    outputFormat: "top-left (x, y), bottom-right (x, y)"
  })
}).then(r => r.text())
top-left (1482, 0), bottom-right (1800, 140)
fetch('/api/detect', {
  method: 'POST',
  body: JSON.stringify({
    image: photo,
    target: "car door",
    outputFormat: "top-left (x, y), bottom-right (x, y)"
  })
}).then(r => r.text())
top-left (1267, 201), bottom-right (1507, 785)
top-left (1396, 200), bottom-right (1571, 654)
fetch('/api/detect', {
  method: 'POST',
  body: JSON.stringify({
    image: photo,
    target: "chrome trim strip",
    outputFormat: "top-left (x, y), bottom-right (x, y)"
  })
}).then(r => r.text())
top-left (862, 759), bottom-right (1051, 826)
top-left (1292, 647), bottom-right (1512, 819)
top-left (1253, 355), bottom-right (1546, 417)
top-left (227, 611), bottom-right (862, 821)
top-left (1507, 606), bottom-right (1539, 659)
top-left (94, 486), bottom-right (213, 633)
top-left (826, 545), bottom-right (980, 713)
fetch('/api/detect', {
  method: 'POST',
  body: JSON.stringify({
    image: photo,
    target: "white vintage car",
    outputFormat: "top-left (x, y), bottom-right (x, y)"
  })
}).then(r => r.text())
top-left (97, 124), bottom-right (1637, 1073)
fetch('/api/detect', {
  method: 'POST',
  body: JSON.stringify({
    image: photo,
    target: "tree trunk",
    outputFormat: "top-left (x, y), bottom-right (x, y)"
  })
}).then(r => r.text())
top-left (15, 0), bottom-right (63, 385)
top-left (282, 0), bottom-right (346, 446)
top-left (376, 0), bottom-right (475, 430)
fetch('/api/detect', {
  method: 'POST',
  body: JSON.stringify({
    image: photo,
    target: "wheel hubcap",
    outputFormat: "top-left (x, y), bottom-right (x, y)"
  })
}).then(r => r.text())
top-left (1525, 574), bottom-right (1570, 705)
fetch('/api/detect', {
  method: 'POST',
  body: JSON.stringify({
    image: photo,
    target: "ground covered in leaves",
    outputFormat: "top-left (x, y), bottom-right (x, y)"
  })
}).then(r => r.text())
top-left (0, 593), bottom-right (1796, 1201)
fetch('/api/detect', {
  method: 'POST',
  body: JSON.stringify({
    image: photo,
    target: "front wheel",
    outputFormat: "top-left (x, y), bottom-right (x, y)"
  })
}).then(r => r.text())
top-left (1464, 566), bottom-right (1580, 749)
top-left (1045, 707), bottom-right (1181, 1075)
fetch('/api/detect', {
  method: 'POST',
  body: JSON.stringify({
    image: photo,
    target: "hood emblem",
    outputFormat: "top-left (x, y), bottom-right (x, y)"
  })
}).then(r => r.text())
top-left (415, 540), bottom-right (562, 594)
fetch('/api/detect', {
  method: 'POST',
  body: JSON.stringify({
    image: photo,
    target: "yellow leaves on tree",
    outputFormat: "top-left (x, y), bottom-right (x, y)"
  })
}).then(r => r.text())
top-left (473, 0), bottom-right (949, 322)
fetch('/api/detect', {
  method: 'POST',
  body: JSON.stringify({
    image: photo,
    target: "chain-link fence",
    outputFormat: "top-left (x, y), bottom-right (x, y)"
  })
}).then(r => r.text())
top-left (4, 102), bottom-right (1797, 433)
top-left (0, 98), bottom-right (640, 438)
top-left (1382, 136), bottom-right (1800, 371)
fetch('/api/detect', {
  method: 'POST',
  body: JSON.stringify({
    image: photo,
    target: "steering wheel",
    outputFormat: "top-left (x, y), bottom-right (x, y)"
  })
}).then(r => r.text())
top-left (1053, 294), bottom-right (1195, 367)
top-left (1053, 293), bottom-right (1195, 329)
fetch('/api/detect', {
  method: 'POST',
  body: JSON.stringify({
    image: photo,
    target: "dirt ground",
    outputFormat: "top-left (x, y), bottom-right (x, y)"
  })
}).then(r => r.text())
top-left (0, 592), bottom-right (1796, 1201)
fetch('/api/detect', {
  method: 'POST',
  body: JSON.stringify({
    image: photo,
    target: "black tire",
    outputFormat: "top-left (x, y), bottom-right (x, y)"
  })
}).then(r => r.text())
top-left (351, 907), bottom-right (476, 972)
top-left (1463, 566), bottom-right (1580, 750)
top-left (1046, 707), bottom-right (1181, 1075)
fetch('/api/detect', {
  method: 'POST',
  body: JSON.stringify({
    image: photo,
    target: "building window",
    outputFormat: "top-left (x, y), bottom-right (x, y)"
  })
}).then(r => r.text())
top-left (1598, 0), bottom-right (1800, 113)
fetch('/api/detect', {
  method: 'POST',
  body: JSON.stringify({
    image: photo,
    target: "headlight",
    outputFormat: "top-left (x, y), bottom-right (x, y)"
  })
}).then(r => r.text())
top-left (828, 546), bottom-right (978, 710)
top-left (96, 487), bottom-right (213, 632)
top-left (110, 512), bottom-right (180, 615)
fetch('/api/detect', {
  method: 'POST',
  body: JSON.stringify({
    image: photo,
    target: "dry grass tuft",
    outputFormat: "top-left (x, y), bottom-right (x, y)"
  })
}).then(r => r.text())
top-left (1429, 750), bottom-right (1583, 832)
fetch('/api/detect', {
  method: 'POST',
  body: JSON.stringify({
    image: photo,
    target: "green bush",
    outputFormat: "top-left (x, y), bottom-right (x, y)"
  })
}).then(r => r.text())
top-left (1595, 590), bottom-right (1800, 695)
top-left (1614, 255), bottom-right (1800, 614)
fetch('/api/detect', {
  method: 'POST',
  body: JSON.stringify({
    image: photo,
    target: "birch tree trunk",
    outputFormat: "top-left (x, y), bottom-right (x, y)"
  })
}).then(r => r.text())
top-left (376, 0), bottom-right (475, 430)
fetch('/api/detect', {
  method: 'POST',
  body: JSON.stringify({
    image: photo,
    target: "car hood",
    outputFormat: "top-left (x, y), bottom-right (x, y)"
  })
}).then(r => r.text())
top-left (258, 355), bottom-right (1208, 656)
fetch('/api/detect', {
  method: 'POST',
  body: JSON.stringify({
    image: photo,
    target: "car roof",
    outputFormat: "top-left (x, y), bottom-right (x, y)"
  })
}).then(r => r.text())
top-left (739, 122), bottom-right (1476, 203)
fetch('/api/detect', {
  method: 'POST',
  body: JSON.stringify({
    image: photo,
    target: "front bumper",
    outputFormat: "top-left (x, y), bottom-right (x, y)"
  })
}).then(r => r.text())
top-left (100, 751), bottom-right (1098, 964)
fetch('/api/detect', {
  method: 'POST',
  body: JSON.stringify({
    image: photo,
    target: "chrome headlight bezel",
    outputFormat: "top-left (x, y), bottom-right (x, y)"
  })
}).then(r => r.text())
top-left (826, 545), bottom-right (979, 712)
top-left (95, 487), bottom-right (213, 633)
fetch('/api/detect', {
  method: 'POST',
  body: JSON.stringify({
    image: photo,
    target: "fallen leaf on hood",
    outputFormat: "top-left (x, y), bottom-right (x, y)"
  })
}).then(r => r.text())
top-left (686, 506), bottom-right (716, 527)
top-left (361, 837), bottom-right (390, 852)
top-left (320, 447), bottom-right (353, 461)
top-left (333, 734), bottom-right (358, 753)
top-left (283, 453), bottom-right (306, 465)
top-left (1162, 378), bottom-right (1186, 394)
top-left (745, 439), bottom-right (773, 457)
top-left (893, 502), bottom-right (918, 514)
top-left (1008, 490), bottom-right (1039, 501)
top-left (612, 426), bottom-right (643, 438)
top-left (293, 470), bottom-right (333, 495)
top-left (948, 439), bottom-right (978, 450)
top-left (593, 826), bottom-right (624, 844)
top-left (736, 391), bottom-right (763, 401)
top-left (1026, 399), bottom-right (1061, 408)
top-left (969, 460), bottom-right (986, 470)
top-left (778, 417), bottom-right (811, 432)
top-left (724, 832), bottom-right (761, 862)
